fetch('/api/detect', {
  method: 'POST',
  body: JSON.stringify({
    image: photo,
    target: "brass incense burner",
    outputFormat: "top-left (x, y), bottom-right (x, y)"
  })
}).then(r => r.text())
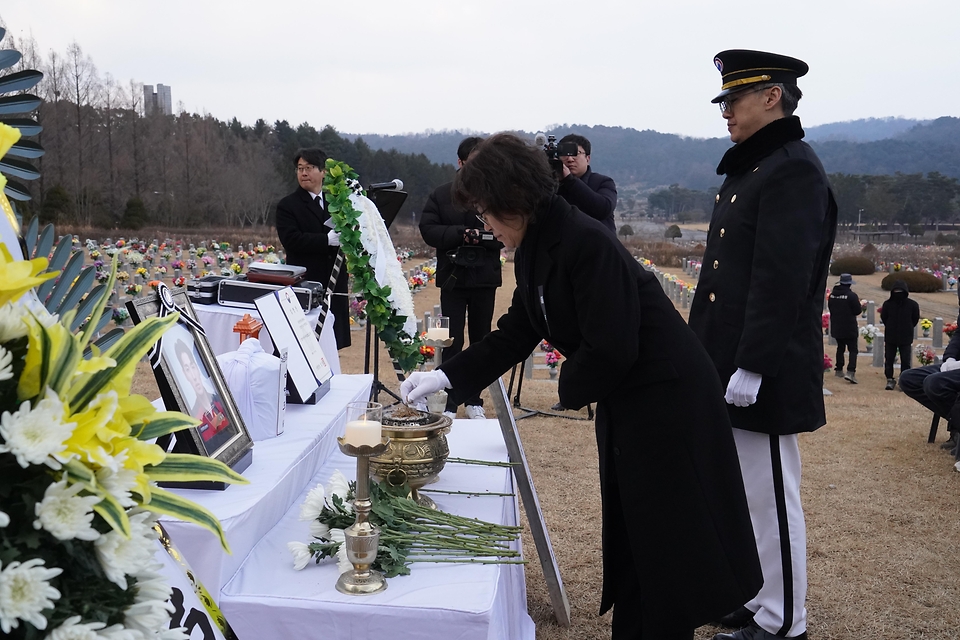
top-left (369, 405), bottom-right (452, 509)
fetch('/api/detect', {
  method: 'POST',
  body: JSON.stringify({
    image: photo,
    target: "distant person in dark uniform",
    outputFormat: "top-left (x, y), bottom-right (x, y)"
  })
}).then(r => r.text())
top-left (419, 136), bottom-right (503, 419)
top-left (880, 279), bottom-right (920, 390)
top-left (275, 147), bottom-right (351, 349)
top-left (556, 133), bottom-right (618, 233)
top-left (900, 287), bottom-right (960, 455)
top-left (402, 133), bottom-right (761, 640)
top-left (828, 273), bottom-right (861, 383)
top-left (688, 50), bottom-right (838, 640)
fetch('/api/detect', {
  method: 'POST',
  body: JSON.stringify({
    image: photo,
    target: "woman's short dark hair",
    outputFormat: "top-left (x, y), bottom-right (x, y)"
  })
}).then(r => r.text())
top-left (293, 147), bottom-right (328, 168)
top-left (452, 133), bottom-right (556, 223)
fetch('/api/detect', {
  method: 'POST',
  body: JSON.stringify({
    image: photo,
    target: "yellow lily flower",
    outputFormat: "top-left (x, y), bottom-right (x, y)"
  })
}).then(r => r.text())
top-left (0, 122), bottom-right (21, 159)
top-left (0, 243), bottom-right (58, 308)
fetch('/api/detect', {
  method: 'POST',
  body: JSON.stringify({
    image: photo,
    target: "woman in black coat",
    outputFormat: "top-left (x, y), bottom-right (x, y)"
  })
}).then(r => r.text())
top-left (401, 134), bottom-right (761, 639)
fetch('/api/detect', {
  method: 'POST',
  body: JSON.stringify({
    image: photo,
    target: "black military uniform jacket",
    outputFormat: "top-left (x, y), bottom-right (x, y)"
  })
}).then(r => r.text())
top-left (275, 186), bottom-right (351, 349)
top-left (441, 196), bottom-right (761, 635)
top-left (689, 116), bottom-right (838, 435)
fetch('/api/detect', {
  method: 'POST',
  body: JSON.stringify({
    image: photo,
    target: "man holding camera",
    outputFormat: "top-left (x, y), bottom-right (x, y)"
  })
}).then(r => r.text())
top-left (419, 136), bottom-right (503, 419)
top-left (556, 133), bottom-right (618, 233)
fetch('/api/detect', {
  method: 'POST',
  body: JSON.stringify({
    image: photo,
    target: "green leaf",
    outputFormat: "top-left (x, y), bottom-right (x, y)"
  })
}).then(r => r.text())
top-left (144, 454), bottom-right (249, 485)
top-left (93, 488), bottom-right (131, 538)
top-left (134, 412), bottom-right (201, 440)
top-left (145, 486), bottom-right (232, 553)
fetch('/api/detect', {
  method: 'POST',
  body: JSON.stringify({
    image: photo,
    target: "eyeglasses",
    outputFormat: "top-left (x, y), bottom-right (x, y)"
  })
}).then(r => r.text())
top-left (560, 151), bottom-right (587, 157)
top-left (296, 164), bottom-right (318, 174)
top-left (718, 86), bottom-right (769, 113)
top-left (475, 206), bottom-right (490, 226)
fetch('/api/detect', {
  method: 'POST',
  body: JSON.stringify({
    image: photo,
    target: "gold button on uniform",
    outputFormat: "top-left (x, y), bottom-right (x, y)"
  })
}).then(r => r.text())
top-left (731, 194), bottom-right (737, 203)
top-left (709, 293), bottom-right (716, 302)
top-left (715, 194), bottom-right (720, 203)
top-left (720, 228), bottom-right (725, 237)
top-left (753, 166), bottom-right (759, 172)
top-left (713, 260), bottom-right (719, 269)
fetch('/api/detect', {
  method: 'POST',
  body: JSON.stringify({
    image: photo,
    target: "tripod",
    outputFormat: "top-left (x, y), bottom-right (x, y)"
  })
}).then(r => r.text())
top-left (506, 357), bottom-right (594, 422)
top-left (363, 320), bottom-right (405, 405)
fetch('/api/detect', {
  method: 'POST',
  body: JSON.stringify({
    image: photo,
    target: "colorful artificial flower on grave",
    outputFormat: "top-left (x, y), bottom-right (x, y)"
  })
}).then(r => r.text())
top-left (916, 344), bottom-right (935, 366)
top-left (170, 259), bottom-right (184, 270)
top-left (545, 350), bottom-right (562, 369)
top-left (155, 265), bottom-right (167, 276)
top-left (115, 239), bottom-right (125, 248)
top-left (124, 283), bottom-right (142, 296)
top-left (945, 322), bottom-right (958, 338)
top-left (230, 262), bottom-right (242, 274)
top-left (173, 276), bottom-right (186, 287)
top-left (860, 324), bottom-right (879, 344)
top-left (238, 250), bottom-right (249, 260)
top-left (185, 259), bottom-right (197, 271)
top-left (350, 296), bottom-right (367, 320)
top-left (921, 318), bottom-right (933, 331)
top-left (95, 269), bottom-right (110, 284)
top-left (89, 249), bottom-right (101, 260)
top-left (821, 312), bottom-right (830, 330)
top-left (195, 247), bottom-right (206, 257)
top-left (135, 267), bottom-right (148, 278)
top-left (861, 300), bottom-right (868, 313)
top-left (950, 277), bottom-right (957, 290)
top-left (220, 267), bottom-right (233, 277)
top-left (0, 246), bottom-right (245, 637)
top-left (148, 280), bottom-right (162, 291)
top-left (220, 242), bottom-right (230, 251)
top-left (115, 270), bottom-right (130, 283)
top-left (418, 340), bottom-right (435, 358)
top-left (894, 262), bottom-right (902, 271)
top-left (201, 255), bottom-right (215, 266)
top-left (823, 353), bottom-right (833, 371)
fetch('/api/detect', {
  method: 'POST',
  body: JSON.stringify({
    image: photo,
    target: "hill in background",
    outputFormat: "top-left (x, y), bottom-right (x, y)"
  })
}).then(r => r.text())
top-left (345, 117), bottom-right (960, 191)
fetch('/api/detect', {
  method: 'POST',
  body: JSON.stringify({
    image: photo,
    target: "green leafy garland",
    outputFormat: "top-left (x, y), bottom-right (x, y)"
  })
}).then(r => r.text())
top-left (323, 159), bottom-right (424, 372)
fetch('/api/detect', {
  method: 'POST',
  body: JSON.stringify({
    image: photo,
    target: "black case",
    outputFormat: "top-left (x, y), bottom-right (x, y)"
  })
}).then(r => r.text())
top-left (187, 275), bottom-right (231, 305)
top-left (217, 278), bottom-right (325, 311)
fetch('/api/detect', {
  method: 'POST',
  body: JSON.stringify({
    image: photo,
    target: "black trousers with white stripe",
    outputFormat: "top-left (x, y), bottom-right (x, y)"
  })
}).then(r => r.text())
top-left (732, 428), bottom-right (807, 638)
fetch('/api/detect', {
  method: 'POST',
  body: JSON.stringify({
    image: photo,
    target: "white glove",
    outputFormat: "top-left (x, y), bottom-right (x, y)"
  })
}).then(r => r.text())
top-left (725, 368), bottom-right (763, 407)
top-left (942, 358), bottom-right (960, 372)
top-left (327, 229), bottom-right (341, 247)
top-left (400, 370), bottom-right (451, 405)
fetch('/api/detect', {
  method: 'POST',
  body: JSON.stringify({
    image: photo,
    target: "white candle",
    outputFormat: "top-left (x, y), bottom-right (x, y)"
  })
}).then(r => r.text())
top-left (344, 420), bottom-right (382, 447)
top-left (426, 327), bottom-right (450, 341)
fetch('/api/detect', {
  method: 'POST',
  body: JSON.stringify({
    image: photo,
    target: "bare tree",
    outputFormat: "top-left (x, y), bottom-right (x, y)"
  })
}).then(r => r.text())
top-left (66, 41), bottom-right (100, 225)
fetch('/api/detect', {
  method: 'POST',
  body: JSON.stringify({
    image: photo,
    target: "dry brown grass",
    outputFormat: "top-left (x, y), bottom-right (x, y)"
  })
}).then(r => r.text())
top-left (129, 264), bottom-right (960, 640)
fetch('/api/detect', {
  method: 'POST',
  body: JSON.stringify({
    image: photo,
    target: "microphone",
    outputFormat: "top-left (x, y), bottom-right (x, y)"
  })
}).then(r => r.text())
top-left (367, 179), bottom-right (404, 191)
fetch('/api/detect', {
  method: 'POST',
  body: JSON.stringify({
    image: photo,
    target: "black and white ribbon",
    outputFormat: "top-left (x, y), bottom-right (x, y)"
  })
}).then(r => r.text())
top-left (148, 282), bottom-right (207, 369)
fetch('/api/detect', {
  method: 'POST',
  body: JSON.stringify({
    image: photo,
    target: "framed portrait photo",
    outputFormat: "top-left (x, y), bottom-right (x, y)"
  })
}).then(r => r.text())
top-left (127, 285), bottom-right (253, 488)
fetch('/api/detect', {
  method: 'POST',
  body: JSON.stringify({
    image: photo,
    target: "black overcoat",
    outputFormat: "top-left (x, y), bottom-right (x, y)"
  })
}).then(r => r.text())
top-left (828, 283), bottom-right (861, 341)
top-left (879, 280), bottom-right (920, 345)
top-left (688, 117), bottom-right (838, 435)
top-left (440, 196), bottom-right (761, 636)
top-left (275, 186), bottom-right (351, 349)
top-left (556, 167), bottom-right (618, 233)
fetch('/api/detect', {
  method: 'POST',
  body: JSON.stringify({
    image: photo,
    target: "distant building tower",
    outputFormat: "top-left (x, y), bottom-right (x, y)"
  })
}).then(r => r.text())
top-left (142, 83), bottom-right (173, 116)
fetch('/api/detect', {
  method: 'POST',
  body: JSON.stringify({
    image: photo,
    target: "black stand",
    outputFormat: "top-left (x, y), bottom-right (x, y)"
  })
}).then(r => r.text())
top-left (506, 359), bottom-right (594, 422)
top-left (364, 321), bottom-right (405, 405)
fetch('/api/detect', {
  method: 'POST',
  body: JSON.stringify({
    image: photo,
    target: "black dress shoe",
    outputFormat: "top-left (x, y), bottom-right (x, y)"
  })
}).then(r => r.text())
top-left (716, 606), bottom-right (755, 628)
top-left (712, 621), bottom-right (808, 640)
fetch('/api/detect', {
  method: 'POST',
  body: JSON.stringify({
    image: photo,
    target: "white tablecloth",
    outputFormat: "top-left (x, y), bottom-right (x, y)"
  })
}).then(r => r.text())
top-left (159, 374), bottom-right (372, 596)
top-left (193, 303), bottom-right (340, 375)
top-left (218, 419), bottom-right (535, 640)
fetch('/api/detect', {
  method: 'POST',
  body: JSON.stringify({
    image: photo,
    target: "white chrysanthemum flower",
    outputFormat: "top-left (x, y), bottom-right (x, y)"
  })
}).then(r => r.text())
top-left (0, 393), bottom-right (75, 469)
top-left (153, 628), bottom-right (189, 640)
top-left (309, 520), bottom-right (330, 540)
top-left (122, 564), bottom-right (174, 637)
top-left (33, 478), bottom-right (102, 541)
top-left (98, 623), bottom-right (143, 640)
top-left (0, 510), bottom-right (9, 527)
top-left (0, 301), bottom-right (29, 342)
top-left (287, 541), bottom-right (313, 571)
top-left (95, 511), bottom-right (160, 590)
top-left (0, 345), bottom-right (13, 382)
top-left (326, 470), bottom-right (352, 513)
top-left (328, 529), bottom-right (353, 574)
top-left (299, 483), bottom-right (326, 522)
top-left (0, 557), bottom-right (63, 633)
top-left (95, 450), bottom-right (138, 508)
top-left (48, 615), bottom-right (108, 639)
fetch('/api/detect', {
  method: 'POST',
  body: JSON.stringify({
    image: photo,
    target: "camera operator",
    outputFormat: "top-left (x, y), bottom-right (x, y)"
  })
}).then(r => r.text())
top-left (555, 133), bottom-right (618, 233)
top-left (419, 136), bottom-right (503, 419)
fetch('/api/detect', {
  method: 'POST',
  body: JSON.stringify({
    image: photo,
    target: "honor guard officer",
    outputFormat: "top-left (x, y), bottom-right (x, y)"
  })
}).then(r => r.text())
top-left (688, 50), bottom-right (838, 640)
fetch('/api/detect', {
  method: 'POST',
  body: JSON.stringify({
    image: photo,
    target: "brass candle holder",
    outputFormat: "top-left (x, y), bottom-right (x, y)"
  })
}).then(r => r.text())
top-left (335, 436), bottom-right (390, 595)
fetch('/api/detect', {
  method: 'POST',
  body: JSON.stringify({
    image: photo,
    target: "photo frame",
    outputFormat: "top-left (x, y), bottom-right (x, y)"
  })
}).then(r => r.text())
top-left (127, 285), bottom-right (254, 488)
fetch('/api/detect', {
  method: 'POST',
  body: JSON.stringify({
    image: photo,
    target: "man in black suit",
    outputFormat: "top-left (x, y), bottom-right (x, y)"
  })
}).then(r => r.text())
top-left (556, 133), bottom-right (618, 233)
top-left (275, 147), bottom-right (351, 349)
top-left (688, 50), bottom-right (838, 640)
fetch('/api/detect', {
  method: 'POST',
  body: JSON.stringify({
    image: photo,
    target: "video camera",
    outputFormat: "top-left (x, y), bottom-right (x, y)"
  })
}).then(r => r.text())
top-left (536, 133), bottom-right (579, 179)
top-left (448, 231), bottom-right (495, 268)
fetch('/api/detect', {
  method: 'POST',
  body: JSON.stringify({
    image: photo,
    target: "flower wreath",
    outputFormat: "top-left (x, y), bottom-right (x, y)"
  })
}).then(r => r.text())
top-left (323, 160), bottom-right (423, 372)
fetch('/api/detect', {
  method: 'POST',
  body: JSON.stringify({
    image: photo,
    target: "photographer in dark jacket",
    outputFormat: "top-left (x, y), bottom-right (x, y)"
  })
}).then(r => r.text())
top-left (880, 279), bottom-right (920, 390)
top-left (828, 273), bottom-right (861, 383)
top-left (419, 136), bottom-right (503, 419)
top-left (556, 133), bottom-right (618, 233)
top-left (900, 287), bottom-right (960, 455)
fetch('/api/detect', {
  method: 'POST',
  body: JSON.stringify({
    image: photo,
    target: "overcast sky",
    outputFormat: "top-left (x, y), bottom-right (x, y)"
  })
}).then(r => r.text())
top-left (2, 1), bottom-right (958, 141)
